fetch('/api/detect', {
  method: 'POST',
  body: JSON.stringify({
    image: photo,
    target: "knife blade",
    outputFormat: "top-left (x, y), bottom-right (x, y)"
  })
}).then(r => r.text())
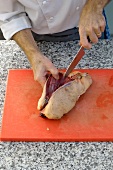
top-left (63, 46), bottom-right (85, 78)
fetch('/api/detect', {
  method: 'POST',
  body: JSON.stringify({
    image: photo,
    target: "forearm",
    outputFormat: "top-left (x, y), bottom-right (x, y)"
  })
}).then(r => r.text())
top-left (12, 29), bottom-right (42, 65)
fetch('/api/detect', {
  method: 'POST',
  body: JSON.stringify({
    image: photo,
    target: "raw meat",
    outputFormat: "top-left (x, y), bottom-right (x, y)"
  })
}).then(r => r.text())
top-left (37, 71), bottom-right (92, 119)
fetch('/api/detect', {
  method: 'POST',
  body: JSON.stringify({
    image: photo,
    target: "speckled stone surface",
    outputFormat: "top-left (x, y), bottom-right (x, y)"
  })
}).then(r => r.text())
top-left (0, 39), bottom-right (113, 170)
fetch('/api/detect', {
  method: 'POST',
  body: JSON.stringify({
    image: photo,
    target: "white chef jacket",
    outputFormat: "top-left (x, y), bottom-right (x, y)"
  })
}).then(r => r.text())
top-left (0, 0), bottom-right (86, 40)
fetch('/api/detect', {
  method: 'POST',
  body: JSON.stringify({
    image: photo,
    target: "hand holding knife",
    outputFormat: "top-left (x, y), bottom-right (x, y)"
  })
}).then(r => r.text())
top-left (63, 36), bottom-right (91, 78)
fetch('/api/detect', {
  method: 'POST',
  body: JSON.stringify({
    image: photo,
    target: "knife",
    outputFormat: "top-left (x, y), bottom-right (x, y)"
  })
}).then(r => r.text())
top-left (63, 46), bottom-right (85, 78)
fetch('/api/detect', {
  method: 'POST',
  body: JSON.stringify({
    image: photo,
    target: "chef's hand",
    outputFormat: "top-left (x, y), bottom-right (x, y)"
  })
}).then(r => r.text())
top-left (31, 53), bottom-right (59, 87)
top-left (12, 28), bottom-right (59, 87)
top-left (79, 0), bottom-right (106, 49)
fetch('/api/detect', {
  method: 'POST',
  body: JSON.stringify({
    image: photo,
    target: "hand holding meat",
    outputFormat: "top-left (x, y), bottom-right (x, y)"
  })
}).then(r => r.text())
top-left (31, 54), bottom-right (59, 87)
top-left (12, 29), bottom-right (59, 87)
top-left (37, 71), bottom-right (92, 119)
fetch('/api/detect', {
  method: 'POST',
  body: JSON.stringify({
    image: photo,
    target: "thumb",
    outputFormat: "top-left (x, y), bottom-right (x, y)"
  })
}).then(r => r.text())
top-left (34, 74), bottom-right (46, 87)
top-left (33, 68), bottom-right (47, 87)
top-left (49, 66), bottom-right (59, 80)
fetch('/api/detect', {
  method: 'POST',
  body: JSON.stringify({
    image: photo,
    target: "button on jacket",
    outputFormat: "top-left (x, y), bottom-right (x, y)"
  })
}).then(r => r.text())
top-left (0, 0), bottom-right (86, 40)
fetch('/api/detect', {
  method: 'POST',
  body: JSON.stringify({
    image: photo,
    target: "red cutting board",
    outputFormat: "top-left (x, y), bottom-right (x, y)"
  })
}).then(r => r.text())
top-left (1, 69), bottom-right (113, 142)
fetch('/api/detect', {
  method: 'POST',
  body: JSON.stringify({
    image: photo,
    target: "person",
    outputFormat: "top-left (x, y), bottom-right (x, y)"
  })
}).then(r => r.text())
top-left (0, 0), bottom-right (111, 86)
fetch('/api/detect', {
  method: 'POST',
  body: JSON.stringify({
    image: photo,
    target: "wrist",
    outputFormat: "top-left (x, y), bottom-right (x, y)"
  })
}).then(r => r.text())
top-left (85, 0), bottom-right (109, 11)
top-left (28, 51), bottom-right (44, 66)
top-left (96, 0), bottom-right (108, 10)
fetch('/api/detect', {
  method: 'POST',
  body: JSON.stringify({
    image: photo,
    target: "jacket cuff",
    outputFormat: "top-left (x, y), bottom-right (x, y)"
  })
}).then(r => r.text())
top-left (1, 16), bottom-right (32, 40)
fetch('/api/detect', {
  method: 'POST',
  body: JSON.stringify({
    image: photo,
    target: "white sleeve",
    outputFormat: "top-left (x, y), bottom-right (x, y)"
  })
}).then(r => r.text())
top-left (0, 0), bottom-right (32, 40)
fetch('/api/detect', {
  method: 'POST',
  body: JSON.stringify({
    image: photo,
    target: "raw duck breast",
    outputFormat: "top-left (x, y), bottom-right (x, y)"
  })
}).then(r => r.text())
top-left (37, 71), bottom-right (92, 119)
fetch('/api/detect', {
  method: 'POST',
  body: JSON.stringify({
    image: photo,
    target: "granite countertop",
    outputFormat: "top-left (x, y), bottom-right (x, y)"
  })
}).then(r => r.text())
top-left (0, 39), bottom-right (113, 170)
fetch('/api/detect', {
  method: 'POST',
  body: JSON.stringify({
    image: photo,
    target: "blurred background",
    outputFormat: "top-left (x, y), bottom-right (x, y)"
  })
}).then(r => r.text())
top-left (105, 0), bottom-right (113, 37)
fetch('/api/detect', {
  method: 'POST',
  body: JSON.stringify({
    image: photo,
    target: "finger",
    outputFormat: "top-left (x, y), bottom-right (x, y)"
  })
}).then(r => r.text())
top-left (94, 27), bottom-right (102, 38)
top-left (49, 66), bottom-right (59, 79)
top-left (79, 28), bottom-right (92, 49)
top-left (35, 74), bottom-right (46, 87)
top-left (96, 32), bottom-right (102, 38)
top-left (42, 56), bottom-right (59, 79)
top-left (33, 67), bottom-right (47, 87)
top-left (100, 24), bottom-right (105, 33)
top-left (38, 76), bottom-right (47, 87)
top-left (89, 31), bottom-right (98, 44)
top-left (100, 16), bottom-right (106, 32)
